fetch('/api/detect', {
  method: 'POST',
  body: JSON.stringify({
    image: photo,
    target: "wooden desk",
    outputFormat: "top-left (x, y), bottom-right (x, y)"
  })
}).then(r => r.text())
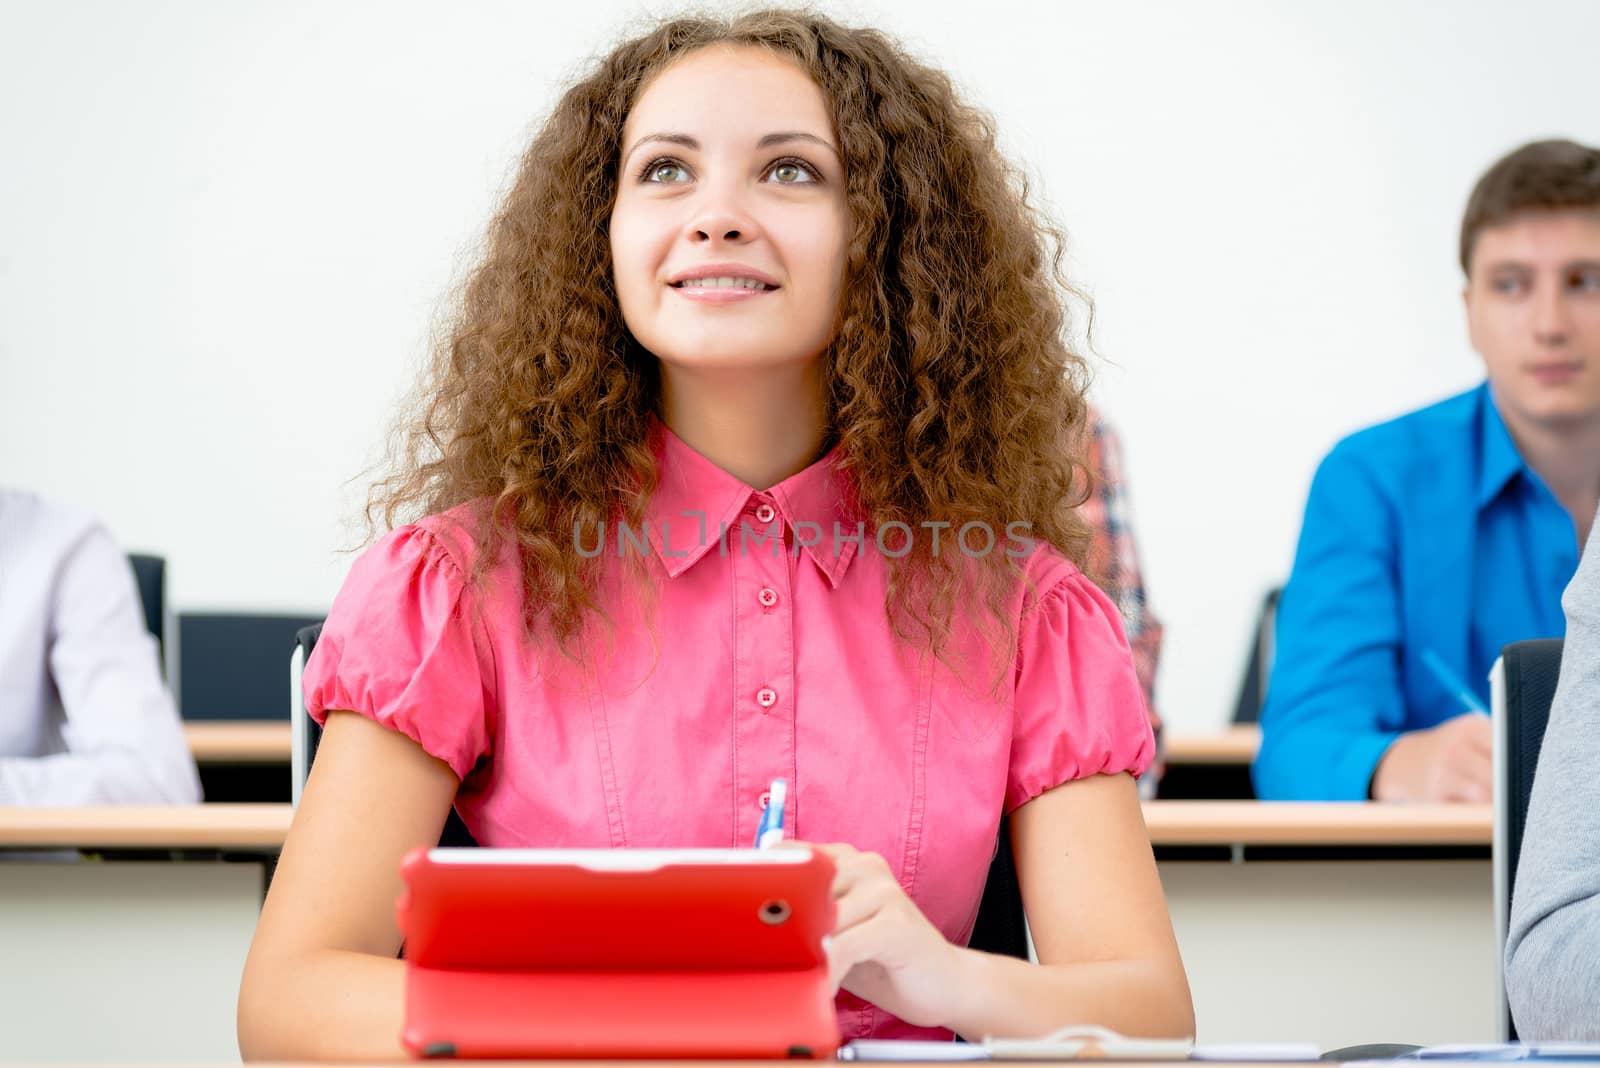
top-left (184, 721), bottom-right (291, 764)
top-left (0, 802), bottom-right (291, 850)
top-left (185, 724), bottom-right (1267, 767)
top-left (0, 801), bottom-right (1499, 1055)
top-left (180, 723), bottom-right (1269, 806)
top-left (38, 1063), bottom-right (1577, 1068)
top-left (0, 800), bottom-right (1492, 851)
top-left (1156, 726), bottom-right (1258, 801)
top-left (1163, 724), bottom-right (1260, 765)
top-left (1147, 800), bottom-right (1489, 846)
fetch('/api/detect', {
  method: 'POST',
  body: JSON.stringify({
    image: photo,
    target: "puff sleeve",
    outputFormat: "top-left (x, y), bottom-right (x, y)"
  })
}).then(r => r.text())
top-left (1006, 570), bottom-right (1155, 812)
top-left (303, 524), bottom-right (496, 781)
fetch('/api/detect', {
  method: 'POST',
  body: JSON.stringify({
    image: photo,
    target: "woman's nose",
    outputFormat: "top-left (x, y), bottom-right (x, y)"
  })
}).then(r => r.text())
top-left (685, 181), bottom-right (758, 245)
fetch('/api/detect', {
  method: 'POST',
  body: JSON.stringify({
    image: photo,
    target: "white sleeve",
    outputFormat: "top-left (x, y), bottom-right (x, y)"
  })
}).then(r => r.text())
top-left (0, 522), bottom-right (201, 805)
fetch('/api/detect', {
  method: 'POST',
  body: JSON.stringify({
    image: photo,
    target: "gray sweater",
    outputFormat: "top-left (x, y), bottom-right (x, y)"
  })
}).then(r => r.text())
top-left (1504, 508), bottom-right (1600, 1039)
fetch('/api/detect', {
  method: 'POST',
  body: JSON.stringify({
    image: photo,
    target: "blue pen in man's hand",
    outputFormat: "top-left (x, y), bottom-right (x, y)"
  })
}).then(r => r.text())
top-left (1421, 649), bottom-right (1489, 715)
top-left (755, 778), bottom-right (787, 849)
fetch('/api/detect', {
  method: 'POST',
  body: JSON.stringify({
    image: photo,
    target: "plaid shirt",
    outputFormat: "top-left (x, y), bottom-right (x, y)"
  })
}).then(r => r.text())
top-left (1079, 410), bottom-right (1164, 772)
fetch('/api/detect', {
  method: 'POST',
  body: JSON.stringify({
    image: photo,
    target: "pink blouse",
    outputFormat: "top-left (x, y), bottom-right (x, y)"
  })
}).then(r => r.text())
top-left (305, 424), bottom-right (1153, 1040)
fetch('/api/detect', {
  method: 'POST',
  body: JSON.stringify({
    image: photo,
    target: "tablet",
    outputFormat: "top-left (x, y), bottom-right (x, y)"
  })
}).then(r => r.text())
top-left (396, 846), bottom-right (840, 1059)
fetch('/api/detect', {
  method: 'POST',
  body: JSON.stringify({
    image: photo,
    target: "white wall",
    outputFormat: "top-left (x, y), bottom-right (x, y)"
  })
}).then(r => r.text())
top-left (3, 0), bottom-right (1597, 731)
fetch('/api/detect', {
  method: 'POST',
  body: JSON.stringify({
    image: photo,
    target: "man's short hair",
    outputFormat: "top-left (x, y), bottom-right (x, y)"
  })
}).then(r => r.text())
top-left (1460, 138), bottom-right (1600, 274)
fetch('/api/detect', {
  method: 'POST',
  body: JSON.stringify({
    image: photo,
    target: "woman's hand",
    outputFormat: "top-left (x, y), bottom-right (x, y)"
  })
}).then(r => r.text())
top-left (782, 840), bottom-right (969, 1028)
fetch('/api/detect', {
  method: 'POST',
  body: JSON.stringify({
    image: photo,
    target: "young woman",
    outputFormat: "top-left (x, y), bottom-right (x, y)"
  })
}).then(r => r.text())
top-left (238, 11), bottom-right (1192, 1059)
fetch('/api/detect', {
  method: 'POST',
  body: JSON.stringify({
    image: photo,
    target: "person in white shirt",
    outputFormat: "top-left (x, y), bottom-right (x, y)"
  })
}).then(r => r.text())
top-left (0, 490), bottom-right (200, 804)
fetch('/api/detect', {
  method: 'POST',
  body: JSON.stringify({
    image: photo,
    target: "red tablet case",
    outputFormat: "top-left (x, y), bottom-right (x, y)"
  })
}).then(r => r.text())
top-left (396, 847), bottom-right (840, 1059)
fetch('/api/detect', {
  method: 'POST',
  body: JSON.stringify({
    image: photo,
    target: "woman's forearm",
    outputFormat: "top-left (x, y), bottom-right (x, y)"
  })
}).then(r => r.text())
top-left (238, 941), bottom-right (1191, 1058)
top-left (943, 947), bottom-right (1194, 1042)
top-left (238, 949), bottom-right (407, 1061)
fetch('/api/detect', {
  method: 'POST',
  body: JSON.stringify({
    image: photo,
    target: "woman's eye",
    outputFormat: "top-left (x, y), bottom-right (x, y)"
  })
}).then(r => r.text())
top-left (766, 159), bottom-right (818, 184)
top-left (1571, 269), bottom-right (1600, 293)
top-left (644, 161), bottom-right (689, 183)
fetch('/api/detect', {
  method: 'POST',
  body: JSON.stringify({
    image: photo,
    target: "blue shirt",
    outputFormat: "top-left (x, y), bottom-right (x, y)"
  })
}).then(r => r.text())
top-left (1253, 384), bottom-right (1577, 800)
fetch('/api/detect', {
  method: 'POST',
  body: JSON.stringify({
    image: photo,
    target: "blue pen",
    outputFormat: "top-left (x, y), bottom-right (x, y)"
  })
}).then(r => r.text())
top-left (755, 777), bottom-right (787, 849)
top-left (1421, 649), bottom-right (1488, 715)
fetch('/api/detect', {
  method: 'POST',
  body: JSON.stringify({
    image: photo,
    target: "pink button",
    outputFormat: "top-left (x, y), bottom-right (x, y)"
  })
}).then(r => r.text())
top-left (756, 687), bottom-right (778, 710)
top-left (758, 587), bottom-right (779, 608)
top-left (758, 791), bottom-right (771, 810)
top-left (754, 502), bottom-right (777, 523)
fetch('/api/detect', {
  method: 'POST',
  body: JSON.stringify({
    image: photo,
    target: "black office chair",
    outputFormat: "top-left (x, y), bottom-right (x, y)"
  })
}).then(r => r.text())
top-left (179, 611), bottom-right (326, 720)
top-left (127, 553), bottom-right (167, 672)
top-left (1491, 637), bottom-right (1565, 1043)
top-left (290, 623), bottom-right (325, 801)
top-left (968, 817), bottom-right (1030, 961)
top-left (290, 622), bottom-right (1034, 962)
top-left (1231, 587), bottom-right (1281, 724)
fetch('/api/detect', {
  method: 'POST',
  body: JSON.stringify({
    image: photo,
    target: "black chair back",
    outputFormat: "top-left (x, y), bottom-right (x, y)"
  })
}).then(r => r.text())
top-left (292, 623), bottom-right (325, 787)
top-left (968, 818), bottom-right (1029, 961)
top-left (1232, 587), bottom-right (1281, 723)
top-left (179, 611), bottom-right (325, 719)
top-left (1494, 637), bottom-right (1564, 1041)
top-left (127, 553), bottom-right (166, 669)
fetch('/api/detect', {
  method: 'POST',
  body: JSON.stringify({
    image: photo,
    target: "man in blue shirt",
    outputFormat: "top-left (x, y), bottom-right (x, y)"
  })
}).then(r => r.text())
top-left (1255, 139), bottom-right (1600, 801)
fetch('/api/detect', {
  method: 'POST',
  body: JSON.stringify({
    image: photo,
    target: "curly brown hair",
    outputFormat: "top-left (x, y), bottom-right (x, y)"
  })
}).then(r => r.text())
top-left (371, 8), bottom-right (1096, 659)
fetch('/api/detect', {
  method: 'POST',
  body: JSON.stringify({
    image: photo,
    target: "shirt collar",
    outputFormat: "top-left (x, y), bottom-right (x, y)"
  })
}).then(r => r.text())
top-left (1477, 382), bottom-right (1531, 510)
top-left (644, 420), bottom-right (861, 588)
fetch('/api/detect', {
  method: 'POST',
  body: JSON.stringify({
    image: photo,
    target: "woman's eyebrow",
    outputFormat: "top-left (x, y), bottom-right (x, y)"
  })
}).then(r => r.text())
top-left (756, 131), bottom-right (840, 160)
top-left (624, 132), bottom-right (699, 162)
top-left (623, 130), bottom-right (840, 163)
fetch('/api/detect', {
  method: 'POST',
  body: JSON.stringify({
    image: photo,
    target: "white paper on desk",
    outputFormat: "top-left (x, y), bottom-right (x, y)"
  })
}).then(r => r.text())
top-left (1413, 1043), bottom-right (1600, 1060)
top-left (838, 1039), bottom-right (990, 1061)
top-left (1191, 1042), bottom-right (1323, 1061)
